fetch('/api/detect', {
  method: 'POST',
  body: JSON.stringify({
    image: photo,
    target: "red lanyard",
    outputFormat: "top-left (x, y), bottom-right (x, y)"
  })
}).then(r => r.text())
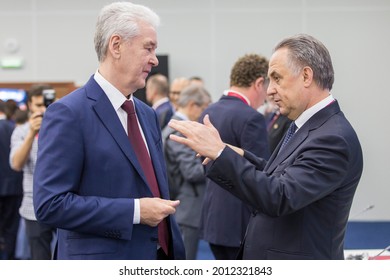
top-left (227, 91), bottom-right (249, 105)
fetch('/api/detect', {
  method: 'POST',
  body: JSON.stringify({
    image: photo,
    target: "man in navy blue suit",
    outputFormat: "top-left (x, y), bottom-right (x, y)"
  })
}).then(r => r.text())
top-left (0, 101), bottom-right (23, 259)
top-left (198, 54), bottom-right (270, 259)
top-left (145, 73), bottom-right (174, 129)
top-left (169, 34), bottom-right (363, 259)
top-left (33, 2), bottom-right (185, 260)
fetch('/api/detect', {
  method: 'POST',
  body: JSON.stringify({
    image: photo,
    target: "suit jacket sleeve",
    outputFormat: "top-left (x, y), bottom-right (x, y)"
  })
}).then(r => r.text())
top-left (207, 132), bottom-right (353, 217)
top-left (242, 149), bottom-right (268, 171)
top-left (33, 101), bottom-right (135, 240)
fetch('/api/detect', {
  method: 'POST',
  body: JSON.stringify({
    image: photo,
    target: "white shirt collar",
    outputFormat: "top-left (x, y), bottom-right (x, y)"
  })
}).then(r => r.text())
top-left (295, 94), bottom-right (335, 130)
top-left (94, 70), bottom-right (133, 111)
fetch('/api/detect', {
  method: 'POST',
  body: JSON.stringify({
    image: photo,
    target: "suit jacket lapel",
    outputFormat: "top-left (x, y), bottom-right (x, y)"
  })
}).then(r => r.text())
top-left (86, 77), bottom-right (151, 191)
top-left (266, 129), bottom-right (308, 173)
top-left (265, 101), bottom-right (341, 174)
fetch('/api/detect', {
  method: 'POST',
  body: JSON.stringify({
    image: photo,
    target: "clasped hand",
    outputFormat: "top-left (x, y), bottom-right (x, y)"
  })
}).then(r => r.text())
top-left (139, 197), bottom-right (180, 227)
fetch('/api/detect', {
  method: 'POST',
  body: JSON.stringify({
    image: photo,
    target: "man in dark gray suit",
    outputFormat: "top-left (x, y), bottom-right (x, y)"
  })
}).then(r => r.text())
top-left (168, 34), bottom-right (363, 260)
top-left (162, 85), bottom-right (211, 259)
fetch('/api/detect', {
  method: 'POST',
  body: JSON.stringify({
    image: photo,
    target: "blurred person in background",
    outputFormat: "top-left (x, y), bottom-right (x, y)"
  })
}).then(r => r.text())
top-left (162, 85), bottom-right (211, 259)
top-left (145, 73), bottom-right (174, 129)
top-left (169, 77), bottom-right (190, 110)
top-left (12, 109), bottom-right (29, 126)
top-left (0, 100), bottom-right (23, 259)
top-left (4, 100), bottom-right (18, 123)
top-left (198, 54), bottom-right (270, 259)
top-left (189, 76), bottom-right (204, 87)
top-left (9, 84), bottom-right (56, 260)
top-left (264, 97), bottom-right (291, 153)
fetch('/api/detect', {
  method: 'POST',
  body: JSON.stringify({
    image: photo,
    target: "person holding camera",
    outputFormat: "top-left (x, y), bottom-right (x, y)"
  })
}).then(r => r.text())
top-left (9, 84), bottom-right (56, 259)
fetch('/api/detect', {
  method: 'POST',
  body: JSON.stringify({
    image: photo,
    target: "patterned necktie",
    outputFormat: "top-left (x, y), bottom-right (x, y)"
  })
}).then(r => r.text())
top-left (121, 100), bottom-right (169, 256)
top-left (279, 121), bottom-right (297, 151)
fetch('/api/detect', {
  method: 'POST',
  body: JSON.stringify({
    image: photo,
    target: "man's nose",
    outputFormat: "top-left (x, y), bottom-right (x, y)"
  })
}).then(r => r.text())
top-left (150, 55), bottom-right (159, 67)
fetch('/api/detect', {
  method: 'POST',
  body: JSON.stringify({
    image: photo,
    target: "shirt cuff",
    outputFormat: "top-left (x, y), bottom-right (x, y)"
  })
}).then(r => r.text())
top-left (215, 146), bottom-right (226, 160)
top-left (133, 199), bottom-right (140, 224)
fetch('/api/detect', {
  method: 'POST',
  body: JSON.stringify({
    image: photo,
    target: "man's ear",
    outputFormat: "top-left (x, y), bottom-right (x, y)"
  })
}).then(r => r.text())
top-left (302, 66), bottom-right (313, 87)
top-left (252, 77), bottom-right (264, 90)
top-left (255, 76), bottom-right (265, 89)
top-left (108, 34), bottom-right (121, 59)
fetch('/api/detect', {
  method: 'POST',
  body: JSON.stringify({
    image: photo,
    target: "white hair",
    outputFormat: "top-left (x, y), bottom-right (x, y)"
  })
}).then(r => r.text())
top-left (94, 2), bottom-right (160, 62)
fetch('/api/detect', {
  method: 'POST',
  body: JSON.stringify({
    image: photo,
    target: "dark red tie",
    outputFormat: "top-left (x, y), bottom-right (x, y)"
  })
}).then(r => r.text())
top-left (121, 100), bottom-right (169, 256)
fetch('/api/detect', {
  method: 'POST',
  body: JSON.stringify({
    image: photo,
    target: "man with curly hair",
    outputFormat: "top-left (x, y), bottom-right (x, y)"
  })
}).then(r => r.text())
top-left (198, 54), bottom-right (270, 259)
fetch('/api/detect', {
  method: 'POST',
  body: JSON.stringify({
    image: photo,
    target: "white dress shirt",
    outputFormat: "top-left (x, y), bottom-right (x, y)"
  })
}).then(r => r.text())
top-left (94, 70), bottom-right (144, 224)
top-left (295, 94), bottom-right (335, 131)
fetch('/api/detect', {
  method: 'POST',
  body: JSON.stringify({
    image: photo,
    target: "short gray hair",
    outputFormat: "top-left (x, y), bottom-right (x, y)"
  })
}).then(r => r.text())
top-left (94, 2), bottom-right (160, 62)
top-left (274, 34), bottom-right (334, 91)
top-left (177, 85), bottom-right (211, 108)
